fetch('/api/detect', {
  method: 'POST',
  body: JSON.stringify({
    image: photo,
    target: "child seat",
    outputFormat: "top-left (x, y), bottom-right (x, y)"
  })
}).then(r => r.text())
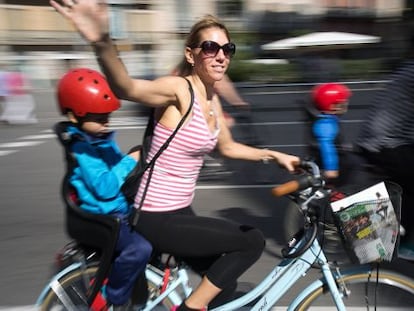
top-left (54, 121), bottom-right (121, 306)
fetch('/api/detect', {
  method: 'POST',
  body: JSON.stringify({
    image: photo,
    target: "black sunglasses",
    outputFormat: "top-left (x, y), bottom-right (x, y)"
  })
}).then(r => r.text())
top-left (192, 41), bottom-right (236, 58)
top-left (81, 113), bottom-right (110, 124)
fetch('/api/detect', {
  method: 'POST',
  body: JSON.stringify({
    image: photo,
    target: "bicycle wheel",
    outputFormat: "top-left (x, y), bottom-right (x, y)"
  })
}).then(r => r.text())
top-left (39, 266), bottom-right (174, 311)
top-left (295, 269), bottom-right (414, 310)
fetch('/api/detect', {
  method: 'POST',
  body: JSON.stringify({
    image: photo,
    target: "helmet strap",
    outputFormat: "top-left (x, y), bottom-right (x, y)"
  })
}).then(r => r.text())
top-left (67, 111), bottom-right (79, 124)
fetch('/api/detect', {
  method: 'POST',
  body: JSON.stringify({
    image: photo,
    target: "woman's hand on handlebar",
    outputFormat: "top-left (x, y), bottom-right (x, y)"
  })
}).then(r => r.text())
top-left (264, 150), bottom-right (301, 173)
top-left (272, 160), bottom-right (323, 197)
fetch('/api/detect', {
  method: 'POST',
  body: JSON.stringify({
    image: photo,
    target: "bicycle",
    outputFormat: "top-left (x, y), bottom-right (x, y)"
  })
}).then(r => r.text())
top-left (36, 160), bottom-right (414, 310)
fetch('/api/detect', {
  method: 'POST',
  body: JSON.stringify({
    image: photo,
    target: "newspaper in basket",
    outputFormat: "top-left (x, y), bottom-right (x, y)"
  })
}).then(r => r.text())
top-left (331, 182), bottom-right (399, 264)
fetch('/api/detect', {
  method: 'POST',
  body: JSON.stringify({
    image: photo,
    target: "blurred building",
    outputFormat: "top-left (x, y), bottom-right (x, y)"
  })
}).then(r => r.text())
top-left (0, 0), bottom-right (411, 86)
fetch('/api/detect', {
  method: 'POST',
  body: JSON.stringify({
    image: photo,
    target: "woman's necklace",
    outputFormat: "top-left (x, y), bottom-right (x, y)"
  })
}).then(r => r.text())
top-left (207, 100), bottom-right (214, 116)
top-left (193, 78), bottom-right (214, 117)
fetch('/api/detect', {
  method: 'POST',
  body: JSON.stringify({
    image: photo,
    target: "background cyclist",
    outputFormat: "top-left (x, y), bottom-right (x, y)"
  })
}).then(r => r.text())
top-left (355, 59), bottom-right (414, 260)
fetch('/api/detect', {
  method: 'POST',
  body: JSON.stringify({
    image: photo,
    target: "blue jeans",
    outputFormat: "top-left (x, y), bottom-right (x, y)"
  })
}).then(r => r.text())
top-left (106, 215), bottom-right (152, 305)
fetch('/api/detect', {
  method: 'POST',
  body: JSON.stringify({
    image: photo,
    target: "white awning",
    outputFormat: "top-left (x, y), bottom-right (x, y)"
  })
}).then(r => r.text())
top-left (262, 32), bottom-right (381, 51)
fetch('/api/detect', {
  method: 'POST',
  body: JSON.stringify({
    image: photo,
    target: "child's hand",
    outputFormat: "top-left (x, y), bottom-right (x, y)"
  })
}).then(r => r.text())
top-left (128, 151), bottom-right (140, 161)
top-left (324, 170), bottom-right (339, 179)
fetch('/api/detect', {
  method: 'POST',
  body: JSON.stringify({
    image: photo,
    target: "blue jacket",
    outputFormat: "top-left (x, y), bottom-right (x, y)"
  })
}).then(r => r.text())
top-left (312, 114), bottom-right (340, 171)
top-left (66, 125), bottom-right (137, 215)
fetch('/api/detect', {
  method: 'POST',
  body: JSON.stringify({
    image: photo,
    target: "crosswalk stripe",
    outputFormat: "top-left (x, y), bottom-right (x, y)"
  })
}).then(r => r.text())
top-left (0, 150), bottom-right (18, 156)
top-left (19, 134), bottom-right (56, 140)
top-left (0, 307), bottom-right (37, 310)
top-left (0, 119), bottom-right (146, 157)
top-left (0, 141), bottom-right (44, 148)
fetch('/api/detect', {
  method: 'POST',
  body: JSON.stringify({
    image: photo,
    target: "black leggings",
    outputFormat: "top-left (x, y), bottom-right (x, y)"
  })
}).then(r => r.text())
top-left (133, 206), bottom-right (265, 289)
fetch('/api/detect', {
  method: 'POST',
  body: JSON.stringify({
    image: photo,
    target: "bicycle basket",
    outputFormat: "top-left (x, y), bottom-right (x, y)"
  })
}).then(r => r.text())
top-left (331, 181), bottom-right (402, 264)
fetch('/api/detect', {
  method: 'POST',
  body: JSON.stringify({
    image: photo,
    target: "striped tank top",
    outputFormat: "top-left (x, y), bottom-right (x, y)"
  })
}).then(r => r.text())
top-left (135, 97), bottom-right (219, 212)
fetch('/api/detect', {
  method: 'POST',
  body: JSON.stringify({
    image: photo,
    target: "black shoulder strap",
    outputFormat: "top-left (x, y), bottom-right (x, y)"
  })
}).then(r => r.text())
top-left (128, 77), bottom-right (193, 171)
top-left (146, 77), bottom-right (194, 165)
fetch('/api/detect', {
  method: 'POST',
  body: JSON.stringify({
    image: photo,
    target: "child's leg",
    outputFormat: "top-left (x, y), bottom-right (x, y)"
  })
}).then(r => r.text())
top-left (106, 217), bottom-right (152, 306)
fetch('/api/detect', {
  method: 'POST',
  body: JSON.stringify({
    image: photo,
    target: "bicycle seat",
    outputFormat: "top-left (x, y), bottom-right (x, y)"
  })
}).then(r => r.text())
top-left (54, 121), bottom-right (121, 306)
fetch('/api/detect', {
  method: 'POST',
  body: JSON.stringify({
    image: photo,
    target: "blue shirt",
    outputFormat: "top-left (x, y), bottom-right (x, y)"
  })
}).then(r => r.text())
top-left (312, 114), bottom-right (340, 171)
top-left (66, 125), bottom-right (137, 215)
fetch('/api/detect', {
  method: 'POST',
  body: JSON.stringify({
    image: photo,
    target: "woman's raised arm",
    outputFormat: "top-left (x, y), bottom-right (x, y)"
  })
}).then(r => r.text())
top-left (49, 0), bottom-right (177, 106)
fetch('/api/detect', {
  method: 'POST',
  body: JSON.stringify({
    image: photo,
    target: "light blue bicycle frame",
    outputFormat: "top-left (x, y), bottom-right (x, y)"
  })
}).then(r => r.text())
top-left (37, 228), bottom-right (352, 311)
top-left (209, 236), bottom-right (347, 311)
top-left (143, 235), bottom-right (350, 311)
top-left (36, 231), bottom-right (363, 311)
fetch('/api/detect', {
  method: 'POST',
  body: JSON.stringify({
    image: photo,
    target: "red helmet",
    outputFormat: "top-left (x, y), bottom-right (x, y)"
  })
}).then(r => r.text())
top-left (312, 83), bottom-right (351, 112)
top-left (57, 68), bottom-right (120, 117)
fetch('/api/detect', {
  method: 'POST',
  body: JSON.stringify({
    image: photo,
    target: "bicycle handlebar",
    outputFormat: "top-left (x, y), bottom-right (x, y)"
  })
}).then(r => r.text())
top-left (272, 160), bottom-right (322, 197)
top-left (272, 175), bottom-right (315, 197)
top-left (272, 160), bottom-right (325, 259)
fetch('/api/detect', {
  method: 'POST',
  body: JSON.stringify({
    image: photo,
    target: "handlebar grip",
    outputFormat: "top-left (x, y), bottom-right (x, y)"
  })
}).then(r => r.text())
top-left (272, 175), bottom-right (314, 197)
top-left (272, 180), bottom-right (300, 197)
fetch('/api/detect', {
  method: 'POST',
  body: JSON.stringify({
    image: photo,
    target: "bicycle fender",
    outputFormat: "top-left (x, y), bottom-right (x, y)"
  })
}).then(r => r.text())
top-left (35, 262), bottom-right (82, 306)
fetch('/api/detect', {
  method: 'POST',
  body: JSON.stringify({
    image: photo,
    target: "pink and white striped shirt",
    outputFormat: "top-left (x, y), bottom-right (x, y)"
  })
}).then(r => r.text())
top-left (135, 97), bottom-right (219, 212)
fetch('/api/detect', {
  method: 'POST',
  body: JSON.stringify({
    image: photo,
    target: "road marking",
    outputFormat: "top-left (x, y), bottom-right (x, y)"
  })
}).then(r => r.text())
top-left (19, 134), bottom-right (55, 140)
top-left (0, 118), bottom-right (146, 157)
top-left (110, 125), bottom-right (147, 130)
top-left (0, 307), bottom-right (38, 311)
top-left (0, 116), bottom-right (310, 157)
top-left (110, 116), bottom-right (148, 126)
top-left (0, 141), bottom-right (44, 148)
top-left (237, 119), bottom-right (363, 126)
top-left (0, 150), bottom-right (18, 156)
top-left (196, 184), bottom-right (276, 190)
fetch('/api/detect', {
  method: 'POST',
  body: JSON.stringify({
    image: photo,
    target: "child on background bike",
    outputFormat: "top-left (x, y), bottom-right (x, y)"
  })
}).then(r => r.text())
top-left (56, 68), bottom-right (152, 311)
top-left (306, 82), bottom-right (352, 187)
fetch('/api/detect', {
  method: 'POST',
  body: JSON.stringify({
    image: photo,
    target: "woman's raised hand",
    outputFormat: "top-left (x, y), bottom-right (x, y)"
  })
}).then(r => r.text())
top-left (49, 0), bottom-right (109, 43)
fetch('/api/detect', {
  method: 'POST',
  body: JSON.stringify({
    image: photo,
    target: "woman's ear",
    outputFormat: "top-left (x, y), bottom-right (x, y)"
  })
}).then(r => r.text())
top-left (185, 47), bottom-right (194, 67)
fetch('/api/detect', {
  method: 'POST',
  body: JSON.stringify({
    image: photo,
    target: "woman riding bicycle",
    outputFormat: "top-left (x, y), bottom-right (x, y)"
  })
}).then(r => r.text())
top-left (49, 1), bottom-right (300, 310)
